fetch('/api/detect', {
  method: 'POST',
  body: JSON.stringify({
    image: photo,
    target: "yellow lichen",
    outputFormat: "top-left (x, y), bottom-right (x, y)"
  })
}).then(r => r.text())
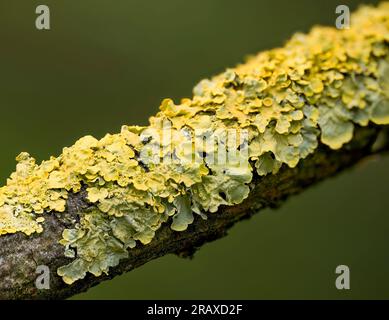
top-left (1, 3), bottom-right (389, 284)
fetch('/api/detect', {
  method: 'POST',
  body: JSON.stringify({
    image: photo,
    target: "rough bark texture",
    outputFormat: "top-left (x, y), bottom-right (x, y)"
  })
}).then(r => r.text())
top-left (0, 125), bottom-right (388, 300)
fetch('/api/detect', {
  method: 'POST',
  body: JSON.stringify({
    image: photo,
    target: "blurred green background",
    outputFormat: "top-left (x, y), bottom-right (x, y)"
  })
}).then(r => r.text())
top-left (1, 0), bottom-right (388, 299)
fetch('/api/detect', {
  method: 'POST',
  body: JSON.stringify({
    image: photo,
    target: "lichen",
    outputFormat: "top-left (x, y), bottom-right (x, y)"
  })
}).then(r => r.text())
top-left (1, 3), bottom-right (389, 284)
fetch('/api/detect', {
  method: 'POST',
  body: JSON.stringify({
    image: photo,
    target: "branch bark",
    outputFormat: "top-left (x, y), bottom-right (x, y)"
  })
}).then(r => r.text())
top-left (0, 125), bottom-right (388, 300)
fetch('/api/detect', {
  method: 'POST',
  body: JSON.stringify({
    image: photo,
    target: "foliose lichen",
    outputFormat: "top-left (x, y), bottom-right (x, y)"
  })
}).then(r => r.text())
top-left (0, 3), bottom-right (389, 284)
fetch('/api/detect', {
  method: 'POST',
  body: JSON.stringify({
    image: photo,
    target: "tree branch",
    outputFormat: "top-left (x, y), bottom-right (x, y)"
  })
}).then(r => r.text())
top-left (1, 3), bottom-right (389, 300)
top-left (0, 125), bottom-right (388, 300)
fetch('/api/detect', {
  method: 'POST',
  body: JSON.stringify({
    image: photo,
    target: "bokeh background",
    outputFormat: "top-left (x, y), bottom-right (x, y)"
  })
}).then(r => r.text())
top-left (1, 0), bottom-right (388, 299)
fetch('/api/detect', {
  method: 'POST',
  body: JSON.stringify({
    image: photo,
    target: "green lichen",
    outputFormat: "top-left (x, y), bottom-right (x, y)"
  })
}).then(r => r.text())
top-left (1, 3), bottom-right (389, 284)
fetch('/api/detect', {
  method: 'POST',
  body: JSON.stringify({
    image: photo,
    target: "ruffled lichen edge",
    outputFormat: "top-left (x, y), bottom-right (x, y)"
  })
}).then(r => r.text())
top-left (0, 3), bottom-right (388, 284)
